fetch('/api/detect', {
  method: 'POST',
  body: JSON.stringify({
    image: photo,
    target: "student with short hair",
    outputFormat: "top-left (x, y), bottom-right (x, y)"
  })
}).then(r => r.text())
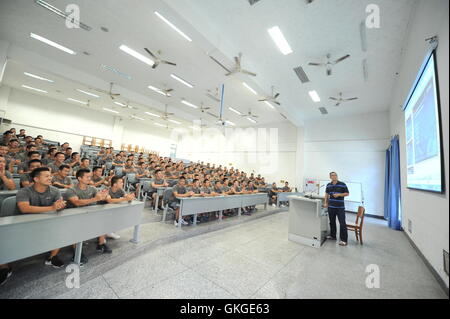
top-left (20, 159), bottom-right (42, 188)
top-left (151, 169), bottom-right (169, 210)
top-left (64, 147), bottom-right (73, 161)
top-left (17, 151), bottom-right (41, 174)
top-left (16, 167), bottom-right (66, 268)
top-left (104, 176), bottom-right (136, 239)
top-left (48, 152), bottom-right (66, 174)
top-left (66, 169), bottom-right (111, 258)
top-left (0, 155), bottom-right (15, 190)
top-left (67, 152), bottom-right (81, 169)
top-left (90, 166), bottom-right (108, 188)
top-left (171, 176), bottom-right (194, 226)
top-left (269, 182), bottom-right (280, 207)
top-left (52, 165), bottom-right (73, 189)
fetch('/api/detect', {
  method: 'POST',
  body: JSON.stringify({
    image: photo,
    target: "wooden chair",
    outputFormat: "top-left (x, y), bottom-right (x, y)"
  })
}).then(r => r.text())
top-left (347, 206), bottom-right (365, 245)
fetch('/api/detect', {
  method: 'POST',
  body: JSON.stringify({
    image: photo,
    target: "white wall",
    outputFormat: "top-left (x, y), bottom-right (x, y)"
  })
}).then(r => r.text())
top-left (389, 0), bottom-right (449, 288)
top-left (303, 111), bottom-right (390, 216)
top-left (176, 121), bottom-right (299, 186)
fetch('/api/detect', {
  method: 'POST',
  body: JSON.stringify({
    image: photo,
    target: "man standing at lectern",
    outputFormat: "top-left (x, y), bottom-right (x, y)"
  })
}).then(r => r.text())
top-left (323, 172), bottom-right (349, 246)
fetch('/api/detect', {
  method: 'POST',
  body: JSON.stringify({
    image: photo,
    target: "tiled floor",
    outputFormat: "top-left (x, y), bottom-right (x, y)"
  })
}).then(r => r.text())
top-left (1, 209), bottom-right (448, 299)
top-left (57, 212), bottom-right (447, 299)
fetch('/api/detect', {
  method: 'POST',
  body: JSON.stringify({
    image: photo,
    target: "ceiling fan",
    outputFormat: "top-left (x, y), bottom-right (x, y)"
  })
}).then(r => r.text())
top-left (92, 82), bottom-right (121, 100)
top-left (206, 87), bottom-right (221, 102)
top-left (241, 109), bottom-right (258, 119)
top-left (117, 100), bottom-right (138, 110)
top-left (258, 86), bottom-right (281, 106)
top-left (209, 52), bottom-right (257, 77)
top-left (308, 53), bottom-right (350, 76)
top-left (199, 102), bottom-right (211, 114)
top-left (329, 92), bottom-right (358, 106)
top-left (144, 48), bottom-right (176, 69)
top-left (161, 104), bottom-right (175, 120)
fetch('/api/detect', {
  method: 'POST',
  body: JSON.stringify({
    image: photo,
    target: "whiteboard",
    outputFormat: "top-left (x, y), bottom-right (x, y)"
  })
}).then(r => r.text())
top-left (318, 180), bottom-right (363, 203)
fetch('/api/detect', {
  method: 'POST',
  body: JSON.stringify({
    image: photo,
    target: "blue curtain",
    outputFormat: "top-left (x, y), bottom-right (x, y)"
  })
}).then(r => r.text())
top-left (384, 135), bottom-right (402, 230)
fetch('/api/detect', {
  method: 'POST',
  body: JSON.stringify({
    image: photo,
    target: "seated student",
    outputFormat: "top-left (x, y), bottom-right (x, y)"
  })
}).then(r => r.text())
top-left (188, 179), bottom-right (209, 223)
top-left (269, 182), bottom-right (281, 207)
top-left (171, 176), bottom-right (194, 226)
top-left (279, 181), bottom-right (292, 207)
top-left (66, 152), bottom-right (81, 170)
top-left (0, 154), bottom-right (15, 190)
top-left (105, 176), bottom-right (136, 240)
top-left (242, 181), bottom-right (259, 215)
top-left (74, 158), bottom-right (91, 175)
top-left (33, 136), bottom-right (44, 150)
top-left (16, 167), bottom-right (66, 268)
top-left (136, 162), bottom-right (150, 179)
top-left (66, 169), bottom-right (111, 258)
top-left (64, 147), bottom-right (73, 161)
top-left (90, 166), bottom-right (108, 188)
top-left (20, 159), bottom-right (42, 188)
top-left (17, 151), bottom-right (41, 174)
top-left (42, 147), bottom-right (58, 166)
top-left (52, 165), bottom-right (73, 189)
top-left (112, 154), bottom-right (125, 168)
top-left (123, 159), bottom-right (136, 174)
top-left (151, 169), bottom-right (169, 210)
top-left (48, 152), bottom-right (66, 174)
top-left (16, 129), bottom-right (26, 140)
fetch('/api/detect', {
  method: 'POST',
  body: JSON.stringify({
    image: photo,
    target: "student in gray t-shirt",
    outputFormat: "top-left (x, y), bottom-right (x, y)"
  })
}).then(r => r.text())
top-left (0, 155), bottom-right (16, 191)
top-left (16, 167), bottom-right (66, 268)
top-left (52, 165), bottom-right (73, 189)
top-left (66, 168), bottom-right (111, 254)
top-left (106, 176), bottom-right (135, 203)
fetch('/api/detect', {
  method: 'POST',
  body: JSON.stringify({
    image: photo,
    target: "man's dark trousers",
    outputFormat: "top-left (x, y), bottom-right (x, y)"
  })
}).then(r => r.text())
top-left (328, 208), bottom-right (348, 242)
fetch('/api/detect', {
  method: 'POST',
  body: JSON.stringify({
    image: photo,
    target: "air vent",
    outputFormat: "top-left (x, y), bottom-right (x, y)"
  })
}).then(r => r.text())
top-left (248, 0), bottom-right (261, 5)
top-left (293, 66), bottom-right (310, 83)
top-left (408, 219), bottom-right (412, 233)
top-left (318, 107), bottom-right (328, 115)
top-left (444, 250), bottom-right (449, 276)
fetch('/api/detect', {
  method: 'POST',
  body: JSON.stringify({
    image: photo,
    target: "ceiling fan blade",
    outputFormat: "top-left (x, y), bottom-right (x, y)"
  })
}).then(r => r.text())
top-left (241, 69), bottom-right (257, 77)
top-left (274, 93), bottom-right (280, 99)
top-left (206, 93), bottom-right (220, 102)
top-left (234, 56), bottom-right (240, 66)
top-left (333, 54), bottom-right (350, 64)
top-left (165, 89), bottom-right (174, 92)
top-left (161, 60), bottom-right (177, 66)
top-left (326, 68), bottom-right (332, 76)
top-left (335, 102), bottom-right (340, 106)
top-left (206, 111), bottom-right (219, 118)
top-left (209, 56), bottom-right (231, 73)
top-left (329, 97), bottom-right (339, 101)
top-left (144, 48), bottom-right (157, 59)
top-left (274, 101), bottom-right (281, 106)
top-left (345, 97), bottom-right (358, 101)
top-left (258, 98), bottom-right (268, 102)
top-left (152, 63), bottom-right (158, 69)
top-left (308, 62), bottom-right (324, 66)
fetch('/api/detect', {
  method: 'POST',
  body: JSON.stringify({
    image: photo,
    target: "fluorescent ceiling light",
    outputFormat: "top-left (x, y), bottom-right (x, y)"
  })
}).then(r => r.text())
top-left (67, 98), bottom-right (87, 105)
top-left (148, 85), bottom-right (170, 96)
top-left (30, 32), bottom-right (76, 55)
top-left (267, 26), bottom-right (293, 55)
top-left (145, 111), bottom-right (161, 118)
top-left (243, 82), bottom-right (257, 95)
top-left (154, 11), bottom-right (192, 42)
top-left (76, 89), bottom-right (99, 98)
top-left (24, 72), bottom-right (54, 82)
top-left (119, 45), bottom-right (154, 67)
top-left (154, 122), bottom-right (166, 127)
top-left (181, 100), bottom-right (199, 109)
top-left (170, 74), bottom-right (194, 88)
top-left (264, 101), bottom-right (275, 109)
top-left (247, 117), bottom-right (257, 124)
top-left (103, 108), bottom-right (119, 114)
top-left (114, 101), bottom-right (126, 107)
top-left (131, 115), bottom-right (145, 121)
top-left (168, 119), bottom-right (181, 124)
top-left (308, 90), bottom-right (321, 102)
top-left (21, 85), bottom-right (47, 93)
top-left (228, 107), bottom-right (243, 115)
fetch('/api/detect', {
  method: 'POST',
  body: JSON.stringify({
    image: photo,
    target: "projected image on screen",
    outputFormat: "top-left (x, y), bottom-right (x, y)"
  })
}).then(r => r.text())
top-left (404, 52), bottom-right (443, 193)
